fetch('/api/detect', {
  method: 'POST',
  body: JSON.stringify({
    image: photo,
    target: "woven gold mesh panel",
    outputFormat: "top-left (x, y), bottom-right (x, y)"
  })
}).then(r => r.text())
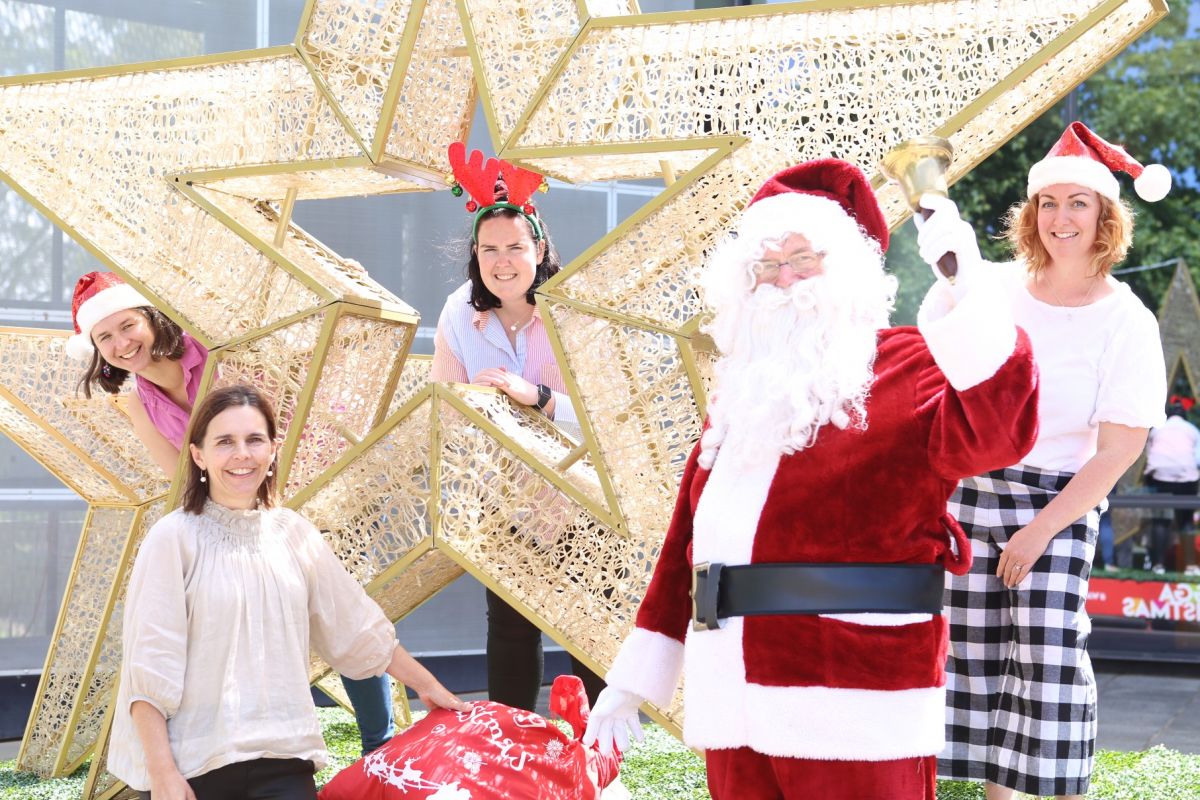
top-left (381, 0), bottom-right (475, 166)
top-left (517, 147), bottom-right (715, 185)
top-left (198, 165), bottom-right (430, 202)
top-left (300, 0), bottom-right (420, 149)
top-left (506, 0), bottom-right (1163, 198)
top-left (0, 395), bottom-right (124, 504)
top-left (545, 300), bottom-right (699, 541)
top-left (63, 500), bottom-right (166, 772)
top-left (582, 0), bottom-right (638, 16)
top-left (0, 329), bottom-right (164, 503)
top-left (447, 386), bottom-right (608, 515)
top-left (932, 0), bottom-right (1160, 221)
top-left (459, 0), bottom-right (581, 140)
top-left (388, 354), bottom-right (432, 415)
top-left (548, 142), bottom-right (789, 327)
top-left (296, 393), bottom-right (433, 584)
top-left (368, 548), bottom-right (464, 622)
top-left (435, 393), bottom-right (682, 725)
top-left (0, 53), bottom-right (364, 341)
top-left (189, 189), bottom-right (407, 309)
top-left (281, 311), bottom-right (416, 497)
top-left (17, 506), bottom-right (136, 776)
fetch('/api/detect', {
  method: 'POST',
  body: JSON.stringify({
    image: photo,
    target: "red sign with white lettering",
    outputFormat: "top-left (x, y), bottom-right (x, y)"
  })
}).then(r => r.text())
top-left (1088, 577), bottom-right (1200, 622)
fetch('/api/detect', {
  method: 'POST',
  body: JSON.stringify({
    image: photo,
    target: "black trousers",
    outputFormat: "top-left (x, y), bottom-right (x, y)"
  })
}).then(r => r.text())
top-left (136, 758), bottom-right (316, 800)
top-left (485, 588), bottom-right (606, 711)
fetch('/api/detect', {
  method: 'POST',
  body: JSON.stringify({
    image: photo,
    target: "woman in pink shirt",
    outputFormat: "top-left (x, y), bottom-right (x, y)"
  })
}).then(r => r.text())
top-left (70, 272), bottom-right (207, 475)
top-left (68, 271), bottom-right (396, 756)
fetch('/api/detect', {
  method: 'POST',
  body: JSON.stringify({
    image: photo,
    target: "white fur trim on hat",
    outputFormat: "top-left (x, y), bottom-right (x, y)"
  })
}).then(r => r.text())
top-left (738, 193), bottom-right (865, 251)
top-left (65, 283), bottom-right (152, 361)
top-left (1027, 156), bottom-right (1120, 201)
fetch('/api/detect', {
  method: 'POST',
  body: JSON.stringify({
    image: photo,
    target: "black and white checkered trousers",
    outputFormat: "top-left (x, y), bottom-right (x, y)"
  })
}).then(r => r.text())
top-left (938, 464), bottom-right (1100, 797)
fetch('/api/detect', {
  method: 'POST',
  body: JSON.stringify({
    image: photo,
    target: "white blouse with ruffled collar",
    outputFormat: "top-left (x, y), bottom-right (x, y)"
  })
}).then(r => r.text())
top-left (107, 500), bottom-right (397, 791)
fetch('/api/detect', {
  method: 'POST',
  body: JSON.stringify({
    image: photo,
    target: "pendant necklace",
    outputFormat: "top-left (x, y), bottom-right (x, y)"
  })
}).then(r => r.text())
top-left (1043, 274), bottom-right (1099, 322)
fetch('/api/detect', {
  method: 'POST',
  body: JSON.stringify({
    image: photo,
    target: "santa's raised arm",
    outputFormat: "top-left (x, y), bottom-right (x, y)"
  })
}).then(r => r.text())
top-left (584, 159), bottom-right (1039, 800)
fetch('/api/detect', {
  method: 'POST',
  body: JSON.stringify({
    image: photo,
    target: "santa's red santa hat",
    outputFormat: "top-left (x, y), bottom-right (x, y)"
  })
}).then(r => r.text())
top-left (738, 158), bottom-right (890, 254)
top-left (1027, 121), bottom-right (1171, 202)
top-left (65, 271), bottom-right (152, 361)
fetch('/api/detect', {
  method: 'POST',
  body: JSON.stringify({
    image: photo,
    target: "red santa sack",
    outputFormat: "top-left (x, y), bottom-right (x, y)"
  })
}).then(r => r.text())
top-left (318, 675), bottom-right (621, 800)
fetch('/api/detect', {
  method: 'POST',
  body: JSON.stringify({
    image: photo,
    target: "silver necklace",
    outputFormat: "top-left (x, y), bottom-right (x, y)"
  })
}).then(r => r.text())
top-left (498, 309), bottom-right (532, 332)
top-left (1041, 274), bottom-right (1100, 321)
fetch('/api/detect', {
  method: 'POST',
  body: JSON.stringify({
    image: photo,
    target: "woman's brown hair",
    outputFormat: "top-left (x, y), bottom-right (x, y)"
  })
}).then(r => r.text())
top-left (181, 384), bottom-right (279, 514)
top-left (77, 306), bottom-right (186, 398)
top-left (1002, 192), bottom-right (1134, 278)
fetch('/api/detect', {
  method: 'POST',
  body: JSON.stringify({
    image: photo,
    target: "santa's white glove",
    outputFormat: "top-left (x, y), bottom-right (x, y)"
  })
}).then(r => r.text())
top-left (915, 193), bottom-right (982, 302)
top-left (582, 687), bottom-right (645, 756)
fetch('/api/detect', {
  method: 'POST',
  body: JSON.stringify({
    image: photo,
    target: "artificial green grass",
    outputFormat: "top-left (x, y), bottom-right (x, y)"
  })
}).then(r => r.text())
top-left (4, 708), bottom-right (1199, 799)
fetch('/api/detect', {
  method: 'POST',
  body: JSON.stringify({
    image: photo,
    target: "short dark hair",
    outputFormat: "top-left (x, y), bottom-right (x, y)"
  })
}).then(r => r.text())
top-left (77, 306), bottom-right (186, 398)
top-left (181, 384), bottom-right (278, 515)
top-left (466, 207), bottom-right (561, 312)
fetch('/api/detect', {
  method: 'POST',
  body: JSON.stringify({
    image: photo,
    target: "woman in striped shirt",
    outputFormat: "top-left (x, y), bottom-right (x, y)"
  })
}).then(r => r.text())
top-left (431, 198), bottom-right (603, 711)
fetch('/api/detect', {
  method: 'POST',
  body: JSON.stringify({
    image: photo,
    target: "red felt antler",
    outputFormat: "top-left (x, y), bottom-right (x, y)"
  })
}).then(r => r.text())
top-left (498, 159), bottom-right (545, 208)
top-left (448, 141), bottom-right (501, 208)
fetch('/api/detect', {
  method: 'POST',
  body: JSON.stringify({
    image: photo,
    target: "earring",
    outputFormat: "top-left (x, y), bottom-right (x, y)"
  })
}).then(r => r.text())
top-left (101, 363), bottom-right (112, 378)
top-left (266, 465), bottom-right (274, 477)
top-left (199, 470), bottom-right (207, 483)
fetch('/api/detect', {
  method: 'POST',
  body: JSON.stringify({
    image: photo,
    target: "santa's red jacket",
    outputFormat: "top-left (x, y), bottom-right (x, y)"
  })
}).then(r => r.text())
top-left (606, 287), bottom-right (1039, 761)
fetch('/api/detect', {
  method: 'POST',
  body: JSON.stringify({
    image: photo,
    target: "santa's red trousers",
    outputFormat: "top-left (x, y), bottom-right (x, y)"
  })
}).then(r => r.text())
top-left (705, 748), bottom-right (936, 800)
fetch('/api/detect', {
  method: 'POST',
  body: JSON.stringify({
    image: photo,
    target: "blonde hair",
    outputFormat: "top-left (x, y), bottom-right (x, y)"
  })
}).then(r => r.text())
top-left (1002, 192), bottom-right (1134, 277)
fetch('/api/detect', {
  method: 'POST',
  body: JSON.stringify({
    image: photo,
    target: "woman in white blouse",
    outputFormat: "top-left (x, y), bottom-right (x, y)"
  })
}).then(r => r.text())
top-left (917, 123), bottom-right (1169, 800)
top-left (108, 384), bottom-right (467, 800)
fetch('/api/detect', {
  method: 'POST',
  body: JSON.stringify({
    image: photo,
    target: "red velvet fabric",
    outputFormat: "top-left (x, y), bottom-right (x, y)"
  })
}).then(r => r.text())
top-left (626, 325), bottom-right (1038, 755)
top-left (706, 748), bottom-right (936, 800)
top-left (318, 677), bottom-right (619, 800)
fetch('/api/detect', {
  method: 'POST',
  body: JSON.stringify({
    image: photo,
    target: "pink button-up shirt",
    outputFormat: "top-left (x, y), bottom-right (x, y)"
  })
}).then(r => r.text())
top-left (431, 282), bottom-right (578, 427)
top-left (135, 332), bottom-right (208, 449)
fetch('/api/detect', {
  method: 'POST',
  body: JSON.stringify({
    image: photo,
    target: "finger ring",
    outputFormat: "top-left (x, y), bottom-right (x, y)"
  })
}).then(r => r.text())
top-left (1014, 563), bottom-right (1024, 570)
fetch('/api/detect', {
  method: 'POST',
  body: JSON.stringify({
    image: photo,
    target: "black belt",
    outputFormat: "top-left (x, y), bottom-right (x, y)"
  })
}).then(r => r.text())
top-left (690, 561), bottom-right (945, 631)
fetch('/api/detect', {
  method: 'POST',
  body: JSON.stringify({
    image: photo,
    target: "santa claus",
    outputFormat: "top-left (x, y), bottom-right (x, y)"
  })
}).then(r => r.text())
top-left (582, 159), bottom-right (1041, 799)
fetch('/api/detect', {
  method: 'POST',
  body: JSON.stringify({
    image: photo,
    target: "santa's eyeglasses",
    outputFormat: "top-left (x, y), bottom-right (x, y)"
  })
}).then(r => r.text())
top-left (749, 250), bottom-right (824, 281)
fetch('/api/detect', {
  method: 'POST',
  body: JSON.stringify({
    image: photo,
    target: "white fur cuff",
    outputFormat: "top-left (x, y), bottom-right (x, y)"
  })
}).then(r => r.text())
top-left (918, 270), bottom-right (1017, 391)
top-left (606, 627), bottom-right (685, 708)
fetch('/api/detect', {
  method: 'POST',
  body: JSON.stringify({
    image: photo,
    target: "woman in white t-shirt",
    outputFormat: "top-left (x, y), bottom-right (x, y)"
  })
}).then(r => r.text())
top-left (915, 122), bottom-right (1169, 800)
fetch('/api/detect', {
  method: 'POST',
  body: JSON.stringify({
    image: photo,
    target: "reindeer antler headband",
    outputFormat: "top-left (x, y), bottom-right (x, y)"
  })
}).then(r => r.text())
top-left (447, 142), bottom-right (548, 241)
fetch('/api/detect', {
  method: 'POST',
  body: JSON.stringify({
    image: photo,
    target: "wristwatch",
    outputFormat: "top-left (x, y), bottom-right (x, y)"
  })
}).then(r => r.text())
top-left (534, 383), bottom-right (552, 411)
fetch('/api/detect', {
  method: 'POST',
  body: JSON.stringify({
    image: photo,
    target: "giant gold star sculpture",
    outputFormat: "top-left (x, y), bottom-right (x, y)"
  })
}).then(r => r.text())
top-left (0, 0), bottom-right (1167, 797)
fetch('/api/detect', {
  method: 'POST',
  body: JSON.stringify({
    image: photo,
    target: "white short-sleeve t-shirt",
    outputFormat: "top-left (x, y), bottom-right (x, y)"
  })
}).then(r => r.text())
top-left (994, 261), bottom-right (1166, 473)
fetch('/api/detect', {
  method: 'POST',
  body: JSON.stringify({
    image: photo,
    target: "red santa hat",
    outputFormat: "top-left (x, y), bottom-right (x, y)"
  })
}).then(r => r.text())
top-left (65, 271), bottom-right (152, 361)
top-left (1027, 121), bottom-right (1171, 203)
top-left (740, 159), bottom-right (889, 253)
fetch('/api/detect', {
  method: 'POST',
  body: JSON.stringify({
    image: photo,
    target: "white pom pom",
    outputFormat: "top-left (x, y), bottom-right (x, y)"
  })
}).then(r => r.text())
top-left (1134, 163), bottom-right (1171, 202)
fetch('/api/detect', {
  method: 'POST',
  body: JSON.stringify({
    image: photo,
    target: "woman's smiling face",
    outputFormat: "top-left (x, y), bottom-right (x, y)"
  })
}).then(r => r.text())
top-left (475, 214), bottom-right (544, 305)
top-left (188, 405), bottom-right (276, 509)
top-left (91, 308), bottom-right (155, 373)
top-left (1035, 183), bottom-right (1101, 264)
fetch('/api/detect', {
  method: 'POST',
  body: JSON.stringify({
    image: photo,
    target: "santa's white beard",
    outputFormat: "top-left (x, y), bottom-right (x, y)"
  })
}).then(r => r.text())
top-left (699, 276), bottom-right (881, 470)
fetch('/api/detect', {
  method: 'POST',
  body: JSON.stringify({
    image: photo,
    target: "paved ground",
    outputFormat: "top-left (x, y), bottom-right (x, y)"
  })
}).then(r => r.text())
top-left (2, 660), bottom-right (1197, 764)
